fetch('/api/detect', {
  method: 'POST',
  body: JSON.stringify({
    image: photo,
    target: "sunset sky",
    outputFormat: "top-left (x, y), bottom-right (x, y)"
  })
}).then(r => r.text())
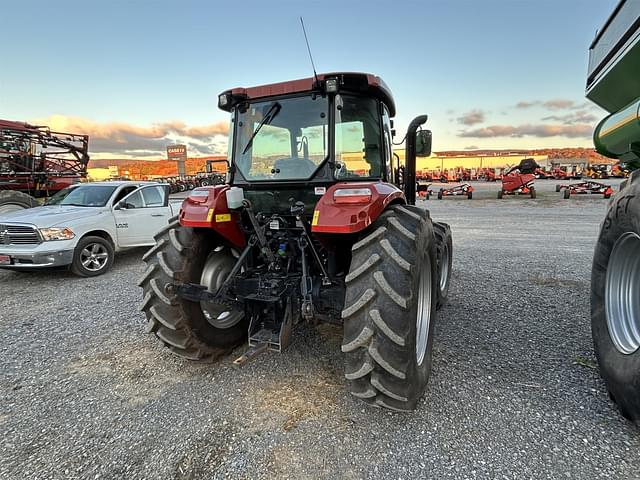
top-left (1, 0), bottom-right (619, 158)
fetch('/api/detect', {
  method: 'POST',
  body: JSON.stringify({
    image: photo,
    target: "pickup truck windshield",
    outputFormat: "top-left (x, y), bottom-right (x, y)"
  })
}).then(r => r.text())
top-left (234, 95), bottom-right (328, 181)
top-left (46, 185), bottom-right (118, 207)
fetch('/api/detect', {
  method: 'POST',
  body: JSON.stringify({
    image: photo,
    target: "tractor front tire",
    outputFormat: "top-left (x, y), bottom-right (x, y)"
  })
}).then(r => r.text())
top-left (530, 187), bottom-right (537, 199)
top-left (556, 184), bottom-right (562, 192)
top-left (591, 174), bottom-right (640, 423)
top-left (467, 191), bottom-right (473, 200)
top-left (341, 205), bottom-right (438, 411)
top-left (0, 190), bottom-right (39, 214)
top-left (497, 190), bottom-right (504, 199)
top-left (139, 217), bottom-right (248, 361)
top-left (564, 189), bottom-right (571, 199)
top-left (437, 191), bottom-right (443, 200)
top-left (434, 222), bottom-right (452, 310)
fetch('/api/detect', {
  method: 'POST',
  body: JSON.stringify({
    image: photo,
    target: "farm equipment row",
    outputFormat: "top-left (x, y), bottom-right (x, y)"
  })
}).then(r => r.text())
top-left (158, 173), bottom-right (226, 193)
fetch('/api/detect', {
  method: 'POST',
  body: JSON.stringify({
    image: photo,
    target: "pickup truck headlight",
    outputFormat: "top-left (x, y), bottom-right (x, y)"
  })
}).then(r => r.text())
top-left (39, 227), bottom-right (75, 241)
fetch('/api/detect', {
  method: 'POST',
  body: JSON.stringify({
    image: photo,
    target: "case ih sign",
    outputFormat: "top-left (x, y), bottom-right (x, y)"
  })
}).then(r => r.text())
top-left (167, 144), bottom-right (187, 176)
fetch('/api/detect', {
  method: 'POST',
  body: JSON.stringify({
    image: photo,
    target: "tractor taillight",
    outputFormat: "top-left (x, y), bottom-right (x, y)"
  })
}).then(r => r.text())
top-left (333, 188), bottom-right (372, 204)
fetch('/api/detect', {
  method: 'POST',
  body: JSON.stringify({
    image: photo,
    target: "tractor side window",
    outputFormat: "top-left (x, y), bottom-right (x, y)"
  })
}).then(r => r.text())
top-left (382, 106), bottom-right (393, 182)
top-left (335, 95), bottom-right (382, 179)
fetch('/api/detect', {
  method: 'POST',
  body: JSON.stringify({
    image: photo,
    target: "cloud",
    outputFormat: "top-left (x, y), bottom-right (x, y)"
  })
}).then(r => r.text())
top-left (541, 110), bottom-right (598, 125)
top-left (459, 123), bottom-right (593, 139)
top-left (515, 99), bottom-right (577, 110)
top-left (456, 109), bottom-right (485, 126)
top-left (464, 145), bottom-right (479, 150)
top-left (33, 115), bottom-right (229, 157)
top-left (516, 101), bottom-right (539, 109)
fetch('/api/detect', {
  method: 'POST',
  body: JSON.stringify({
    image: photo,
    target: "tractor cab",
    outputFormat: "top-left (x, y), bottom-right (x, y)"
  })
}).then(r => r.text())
top-left (218, 73), bottom-right (430, 205)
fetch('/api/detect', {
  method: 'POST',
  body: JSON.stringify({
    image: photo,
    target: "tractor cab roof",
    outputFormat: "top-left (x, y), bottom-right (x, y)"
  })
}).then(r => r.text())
top-left (219, 72), bottom-right (396, 117)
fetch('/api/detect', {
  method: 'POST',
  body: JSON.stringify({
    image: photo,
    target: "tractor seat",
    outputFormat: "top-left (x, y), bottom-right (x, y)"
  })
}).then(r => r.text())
top-left (273, 158), bottom-right (317, 178)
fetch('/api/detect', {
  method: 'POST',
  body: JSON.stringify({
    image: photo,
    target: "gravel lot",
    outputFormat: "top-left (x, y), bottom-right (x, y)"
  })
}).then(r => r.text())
top-left (1, 179), bottom-right (639, 479)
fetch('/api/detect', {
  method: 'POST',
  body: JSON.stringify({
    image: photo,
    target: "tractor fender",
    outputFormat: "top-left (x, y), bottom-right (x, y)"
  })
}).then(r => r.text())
top-left (179, 185), bottom-right (246, 248)
top-left (311, 182), bottom-right (405, 234)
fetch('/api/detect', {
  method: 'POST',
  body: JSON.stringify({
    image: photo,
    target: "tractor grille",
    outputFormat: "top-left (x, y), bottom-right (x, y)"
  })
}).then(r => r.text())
top-left (0, 224), bottom-right (41, 245)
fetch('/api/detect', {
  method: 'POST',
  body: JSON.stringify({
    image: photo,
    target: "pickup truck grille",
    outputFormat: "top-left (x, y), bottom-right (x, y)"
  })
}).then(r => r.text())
top-left (0, 224), bottom-right (41, 245)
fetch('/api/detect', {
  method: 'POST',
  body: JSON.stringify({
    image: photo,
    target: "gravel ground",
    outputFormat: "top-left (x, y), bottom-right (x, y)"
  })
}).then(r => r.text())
top-left (1, 179), bottom-right (639, 479)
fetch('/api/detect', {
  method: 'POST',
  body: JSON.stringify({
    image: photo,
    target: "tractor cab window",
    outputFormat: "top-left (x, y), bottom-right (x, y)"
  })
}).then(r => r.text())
top-left (234, 95), bottom-right (328, 181)
top-left (335, 95), bottom-right (383, 179)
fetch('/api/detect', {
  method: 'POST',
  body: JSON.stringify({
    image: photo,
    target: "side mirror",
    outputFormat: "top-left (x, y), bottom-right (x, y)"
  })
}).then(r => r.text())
top-left (415, 130), bottom-right (432, 157)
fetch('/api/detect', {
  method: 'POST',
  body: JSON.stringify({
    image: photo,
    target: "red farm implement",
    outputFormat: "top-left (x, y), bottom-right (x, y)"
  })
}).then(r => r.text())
top-left (424, 183), bottom-right (473, 200)
top-left (498, 159), bottom-right (538, 199)
top-left (556, 180), bottom-right (613, 199)
top-left (0, 119), bottom-right (89, 212)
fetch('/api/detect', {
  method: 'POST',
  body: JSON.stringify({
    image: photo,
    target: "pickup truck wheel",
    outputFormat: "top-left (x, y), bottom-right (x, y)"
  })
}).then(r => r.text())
top-left (0, 191), bottom-right (39, 214)
top-left (70, 236), bottom-right (114, 277)
top-left (139, 217), bottom-right (247, 362)
top-left (342, 205), bottom-right (438, 411)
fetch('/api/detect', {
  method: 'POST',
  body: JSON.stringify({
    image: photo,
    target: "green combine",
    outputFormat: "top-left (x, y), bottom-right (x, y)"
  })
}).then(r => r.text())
top-left (586, 0), bottom-right (640, 423)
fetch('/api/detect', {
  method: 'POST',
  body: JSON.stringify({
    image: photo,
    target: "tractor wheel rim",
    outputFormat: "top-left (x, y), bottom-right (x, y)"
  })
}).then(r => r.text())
top-left (439, 243), bottom-right (450, 292)
top-left (200, 250), bottom-right (244, 329)
top-left (605, 232), bottom-right (640, 355)
top-left (416, 252), bottom-right (432, 365)
top-left (0, 203), bottom-right (27, 214)
top-left (80, 243), bottom-right (109, 271)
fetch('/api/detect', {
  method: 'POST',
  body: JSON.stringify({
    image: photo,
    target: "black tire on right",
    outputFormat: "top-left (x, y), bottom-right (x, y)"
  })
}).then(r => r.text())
top-left (139, 217), bottom-right (248, 361)
top-left (564, 189), bottom-right (571, 199)
top-left (591, 174), bottom-right (640, 422)
top-left (341, 204), bottom-right (438, 411)
top-left (497, 190), bottom-right (503, 199)
top-left (530, 187), bottom-right (537, 199)
top-left (437, 190), bottom-right (443, 200)
top-left (556, 184), bottom-right (561, 192)
top-left (0, 190), bottom-right (39, 211)
top-left (433, 222), bottom-right (452, 310)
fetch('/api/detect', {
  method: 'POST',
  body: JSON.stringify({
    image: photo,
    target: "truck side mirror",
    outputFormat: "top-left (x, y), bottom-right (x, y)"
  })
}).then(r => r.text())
top-left (416, 130), bottom-right (432, 157)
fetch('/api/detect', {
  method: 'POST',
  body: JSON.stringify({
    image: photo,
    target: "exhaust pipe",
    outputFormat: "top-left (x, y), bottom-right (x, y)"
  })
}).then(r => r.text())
top-left (404, 115), bottom-right (429, 205)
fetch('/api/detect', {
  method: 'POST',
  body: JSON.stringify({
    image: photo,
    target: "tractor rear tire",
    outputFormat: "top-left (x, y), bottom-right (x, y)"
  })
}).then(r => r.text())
top-left (591, 174), bottom-right (640, 423)
top-left (556, 184), bottom-right (561, 192)
top-left (341, 204), bottom-right (438, 411)
top-left (530, 187), bottom-right (537, 199)
top-left (564, 189), bottom-right (571, 199)
top-left (434, 222), bottom-right (452, 310)
top-left (0, 190), bottom-right (39, 214)
top-left (139, 216), bottom-right (248, 361)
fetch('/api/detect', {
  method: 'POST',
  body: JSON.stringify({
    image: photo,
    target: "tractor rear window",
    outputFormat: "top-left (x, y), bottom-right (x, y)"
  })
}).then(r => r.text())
top-left (234, 95), bottom-right (328, 181)
top-left (335, 95), bottom-right (382, 179)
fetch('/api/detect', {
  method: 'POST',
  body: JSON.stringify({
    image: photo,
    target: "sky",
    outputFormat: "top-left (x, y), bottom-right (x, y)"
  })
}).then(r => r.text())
top-left (0, 0), bottom-right (620, 159)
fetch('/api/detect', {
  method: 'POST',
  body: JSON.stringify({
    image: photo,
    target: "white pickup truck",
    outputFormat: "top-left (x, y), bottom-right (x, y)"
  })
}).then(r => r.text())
top-left (0, 181), bottom-right (180, 276)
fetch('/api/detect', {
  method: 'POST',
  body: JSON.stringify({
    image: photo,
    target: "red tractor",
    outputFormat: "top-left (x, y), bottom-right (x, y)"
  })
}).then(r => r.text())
top-left (139, 73), bottom-right (453, 411)
top-left (497, 159), bottom-right (538, 199)
top-left (0, 119), bottom-right (89, 213)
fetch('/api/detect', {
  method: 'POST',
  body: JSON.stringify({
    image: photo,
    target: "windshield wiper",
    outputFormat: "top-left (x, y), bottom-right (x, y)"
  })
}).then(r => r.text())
top-left (241, 102), bottom-right (282, 154)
